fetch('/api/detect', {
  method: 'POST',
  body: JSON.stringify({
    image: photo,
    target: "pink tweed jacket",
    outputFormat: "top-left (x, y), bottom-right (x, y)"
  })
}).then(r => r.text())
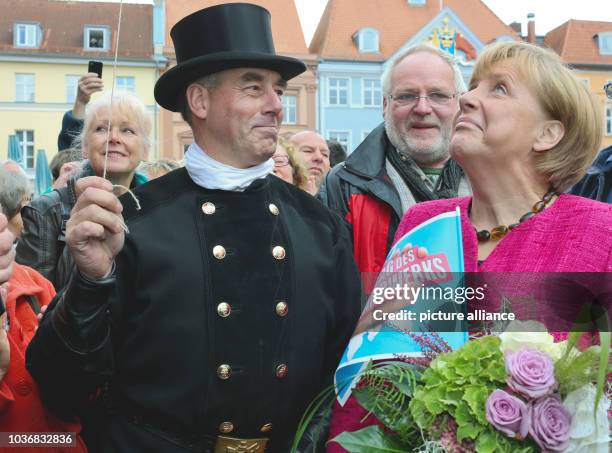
top-left (326, 194), bottom-right (611, 453)
top-left (395, 194), bottom-right (612, 273)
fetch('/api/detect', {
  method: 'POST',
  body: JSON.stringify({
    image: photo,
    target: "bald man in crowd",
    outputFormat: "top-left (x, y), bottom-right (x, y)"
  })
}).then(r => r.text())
top-left (290, 131), bottom-right (331, 195)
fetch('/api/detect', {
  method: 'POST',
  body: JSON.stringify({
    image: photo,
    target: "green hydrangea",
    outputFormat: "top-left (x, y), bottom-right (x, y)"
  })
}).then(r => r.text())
top-left (409, 336), bottom-right (537, 453)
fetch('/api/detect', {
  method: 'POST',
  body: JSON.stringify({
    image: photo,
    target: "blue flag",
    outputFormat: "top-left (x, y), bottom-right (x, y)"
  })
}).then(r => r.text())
top-left (335, 208), bottom-right (468, 405)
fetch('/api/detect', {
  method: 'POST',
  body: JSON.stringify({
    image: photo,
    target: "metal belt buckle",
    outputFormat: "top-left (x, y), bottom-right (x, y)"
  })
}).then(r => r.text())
top-left (214, 435), bottom-right (269, 453)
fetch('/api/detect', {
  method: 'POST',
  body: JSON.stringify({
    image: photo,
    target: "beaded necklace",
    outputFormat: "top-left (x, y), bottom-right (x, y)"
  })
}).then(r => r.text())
top-left (474, 189), bottom-right (557, 242)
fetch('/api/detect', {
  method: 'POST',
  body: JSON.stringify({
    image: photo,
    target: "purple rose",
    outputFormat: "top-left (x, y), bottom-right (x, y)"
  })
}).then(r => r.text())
top-left (505, 348), bottom-right (556, 399)
top-left (528, 396), bottom-right (571, 452)
top-left (486, 389), bottom-right (530, 439)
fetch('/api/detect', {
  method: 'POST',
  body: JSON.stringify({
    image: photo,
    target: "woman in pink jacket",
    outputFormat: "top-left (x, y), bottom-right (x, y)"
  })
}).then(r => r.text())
top-left (327, 41), bottom-right (611, 451)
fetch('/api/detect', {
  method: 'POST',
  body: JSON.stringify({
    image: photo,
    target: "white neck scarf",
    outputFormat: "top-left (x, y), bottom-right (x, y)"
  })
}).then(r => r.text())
top-left (184, 142), bottom-right (274, 191)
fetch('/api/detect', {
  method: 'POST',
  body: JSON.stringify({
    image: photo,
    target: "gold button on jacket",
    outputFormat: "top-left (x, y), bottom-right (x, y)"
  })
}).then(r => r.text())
top-left (213, 245), bottom-right (226, 259)
top-left (275, 364), bottom-right (288, 378)
top-left (202, 202), bottom-right (216, 215)
top-left (272, 246), bottom-right (285, 260)
top-left (275, 301), bottom-right (288, 317)
top-left (217, 302), bottom-right (231, 317)
top-left (260, 423), bottom-right (273, 433)
top-left (219, 421), bottom-right (234, 433)
top-left (217, 364), bottom-right (232, 380)
top-left (268, 203), bottom-right (279, 216)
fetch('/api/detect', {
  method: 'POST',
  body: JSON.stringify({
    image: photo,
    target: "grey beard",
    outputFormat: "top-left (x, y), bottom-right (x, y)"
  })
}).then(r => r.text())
top-left (384, 120), bottom-right (451, 166)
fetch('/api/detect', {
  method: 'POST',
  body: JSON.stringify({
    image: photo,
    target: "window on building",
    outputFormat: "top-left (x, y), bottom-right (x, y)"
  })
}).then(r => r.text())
top-left (362, 130), bottom-right (371, 140)
top-left (14, 23), bottom-right (39, 47)
top-left (85, 26), bottom-right (109, 50)
top-left (16, 130), bottom-right (35, 169)
top-left (598, 32), bottom-right (612, 56)
top-left (408, 0), bottom-right (426, 5)
top-left (282, 95), bottom-right (297, 124)
top-left (606, 102), bottom-right (612, 136)
top-left (328, 78), bottom-right (349, 106)
top-left (15, 74), bottom-right (35, 102)
top-left (66, 75), bottom-right (80, 103)
top-left (116, 76), bottom-right (135, 93)
top-left (328, 131), bottom-right (350, 152)
top-left (356, 28), bottom-right (379, 53)
top-left (363, 79), bottom-right (381, 106)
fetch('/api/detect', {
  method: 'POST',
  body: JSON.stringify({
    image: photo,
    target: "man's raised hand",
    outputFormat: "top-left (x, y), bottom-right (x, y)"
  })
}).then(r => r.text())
top-left (66, 176), bottom-right (125, 280)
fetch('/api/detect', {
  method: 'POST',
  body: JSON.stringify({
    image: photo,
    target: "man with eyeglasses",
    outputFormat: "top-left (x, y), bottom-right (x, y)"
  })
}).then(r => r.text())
top-left (319, 44), bottom-right (471, 275)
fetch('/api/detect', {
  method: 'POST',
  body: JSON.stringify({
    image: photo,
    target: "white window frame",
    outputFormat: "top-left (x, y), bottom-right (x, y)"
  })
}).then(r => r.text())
top-left (605, 101), bottom-right (612, 136)
top-left (15, 73), bottom-right (35, 102)
top-left (15, 130), bottom-right (35, 170)
top-left (357, 28), bottom-right (379, 53)
top-left (282, 95), bottom-right (297, 125)
top-left (327, 77), bottom-right (350, 106)
top-left (362, 78), bottom-right (382, 107)
top-left (84, 26), bottom-right (109, 50)
top-left (14, 22), bottom-right (39, 48)
top-left (115, 76), bottom-right (136, 93)
top-left (66, 75), bottom-right (80, 103)
top-left (597, 32), bottom-right (612, 56)
top-left (327, 130), bottom-right (351, 153)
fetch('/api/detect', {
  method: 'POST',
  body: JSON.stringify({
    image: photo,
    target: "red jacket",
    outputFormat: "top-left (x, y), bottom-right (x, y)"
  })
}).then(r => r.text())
top-left (0, 263), bottom-right (87, 453)
top-left (319, 124), bottom-right (403, 276)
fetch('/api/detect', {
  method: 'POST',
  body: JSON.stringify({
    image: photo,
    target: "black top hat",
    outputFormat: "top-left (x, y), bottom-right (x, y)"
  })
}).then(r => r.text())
top-left (154, 3), bottom-right (306, 112)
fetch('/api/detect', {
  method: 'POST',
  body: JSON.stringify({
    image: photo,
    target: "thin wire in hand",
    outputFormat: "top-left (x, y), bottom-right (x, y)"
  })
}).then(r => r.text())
top-left (103, 0), bottom-right (140, 234)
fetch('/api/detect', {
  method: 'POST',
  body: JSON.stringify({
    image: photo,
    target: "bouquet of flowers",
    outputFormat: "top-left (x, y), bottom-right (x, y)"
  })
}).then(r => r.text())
top-left (322, 325), bottom-right (610, 453)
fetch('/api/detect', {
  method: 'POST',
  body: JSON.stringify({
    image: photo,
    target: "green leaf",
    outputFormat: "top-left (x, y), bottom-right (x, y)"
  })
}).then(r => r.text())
top-left (475, 432), bottom-right (498, 453)
top-left (422, 387), bottom-right (445, 414)
top-left (454, 401), bottom-right (473, 426)
top-left (409, 395), bottom-right (433, 429)
top-left (330, 426), bottom-right (408, 453)
top-left (457, 422), bottom-right (483, 442)
top-left (463, 385), bottom-right (488, 424)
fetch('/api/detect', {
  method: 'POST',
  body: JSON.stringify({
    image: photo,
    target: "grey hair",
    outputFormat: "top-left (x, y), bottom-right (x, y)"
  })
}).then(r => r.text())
top-left (180, 73), bottom-right (219, 124)
top-left (0, 167), bottom-right (31, 220)
top-left (381, 44), bottom-right (466, 96)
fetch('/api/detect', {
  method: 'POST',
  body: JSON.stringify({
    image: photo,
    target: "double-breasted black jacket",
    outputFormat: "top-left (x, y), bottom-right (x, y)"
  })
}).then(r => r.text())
top-left (26, 169), bottom-right (362, 452)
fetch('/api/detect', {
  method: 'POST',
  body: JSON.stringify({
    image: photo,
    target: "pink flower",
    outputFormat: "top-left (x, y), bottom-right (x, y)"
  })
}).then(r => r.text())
top-left (486, 389), bottom-right (530, 439)
top-left (528, 396), bottom-right (571, 452)
top-left (505, 349), bottom-right (556, 399)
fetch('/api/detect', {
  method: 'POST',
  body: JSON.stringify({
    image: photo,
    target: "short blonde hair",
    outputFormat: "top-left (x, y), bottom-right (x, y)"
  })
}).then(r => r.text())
top-left (80, 92), bottom-right (152, 155)
top-left (278, 136), bottom-right (309, 190)
top-left (472, 41), bottom-right (603, 192)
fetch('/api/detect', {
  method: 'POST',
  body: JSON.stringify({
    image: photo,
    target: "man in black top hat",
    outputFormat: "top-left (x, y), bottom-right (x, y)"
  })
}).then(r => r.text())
top-left (24, 4), bottom-right (362, 452)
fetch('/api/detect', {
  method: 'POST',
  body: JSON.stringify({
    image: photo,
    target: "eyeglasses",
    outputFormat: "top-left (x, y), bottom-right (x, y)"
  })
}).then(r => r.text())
top-left (272, 155), bottom-right (290, 167)
top-left (387, 91), bottom-right (459, 108)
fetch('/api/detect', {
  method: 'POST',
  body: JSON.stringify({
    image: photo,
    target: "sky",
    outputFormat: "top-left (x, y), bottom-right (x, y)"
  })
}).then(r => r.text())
top-left (72, 0), bottom-right (612, 47)
top-left (294, 0), bottom-right (612, 46)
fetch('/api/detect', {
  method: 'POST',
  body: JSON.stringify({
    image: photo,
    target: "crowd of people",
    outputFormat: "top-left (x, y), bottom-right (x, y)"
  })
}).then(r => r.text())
top-left (0, 2), bottom-right (610, 453)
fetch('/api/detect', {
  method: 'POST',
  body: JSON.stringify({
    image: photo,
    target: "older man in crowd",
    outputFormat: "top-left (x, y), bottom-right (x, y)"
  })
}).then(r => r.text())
top-left (23, 4), bottom-right (360, 453)
top-left (0, 161), bottom-right (32, 239)
top-left (319, 44), bottom-right (471, 273)
top-left (290, 130), bottom-right (331, 194)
